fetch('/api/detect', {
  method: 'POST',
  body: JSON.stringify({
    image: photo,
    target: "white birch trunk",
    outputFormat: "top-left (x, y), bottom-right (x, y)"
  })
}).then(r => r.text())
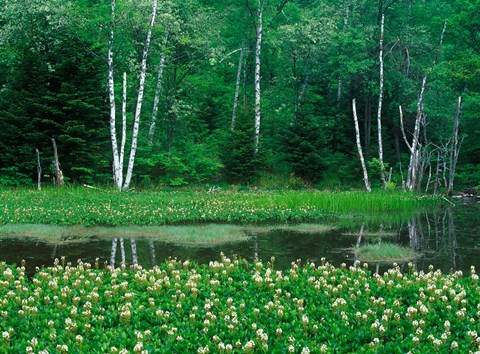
top-left (149, 34), bottom-right (168, 143)
top-left (123, 0), bottom-right (158, 190)
top-left (447, 96), bottom-right (462, 194)
top-left (377, 13), bottom-right (386, 187)
top-left (108, 0), bottom-right (122, 190)
top-left (119, 72), bottom-right (127, 183)
top-left (232, 37), bottom-right (245, 130)
top-left (353, 99), bottom-right (372, 192)
top-left (406, 22), bottom-right (447, 191)
top-left (254, 0), bottom-right (263, 153)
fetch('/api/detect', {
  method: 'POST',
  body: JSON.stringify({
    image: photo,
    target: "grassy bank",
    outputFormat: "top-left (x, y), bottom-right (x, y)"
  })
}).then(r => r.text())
top-left (0, 257), bottom-right (478, 353)
top-left (0, 187), bottom-right (437, 226)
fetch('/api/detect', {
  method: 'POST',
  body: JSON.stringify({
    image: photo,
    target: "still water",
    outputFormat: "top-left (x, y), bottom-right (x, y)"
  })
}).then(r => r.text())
top-left (0, 203), bottom-right (478, 274)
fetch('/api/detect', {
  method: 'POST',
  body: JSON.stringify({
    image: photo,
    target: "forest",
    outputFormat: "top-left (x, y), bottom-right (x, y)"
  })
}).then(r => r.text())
top-left (0, 0), bottom-right (478, 192)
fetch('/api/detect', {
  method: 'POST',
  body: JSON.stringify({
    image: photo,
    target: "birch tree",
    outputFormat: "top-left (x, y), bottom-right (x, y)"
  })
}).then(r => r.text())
top-left (403, 22), bottom-right (447, 191)
top-left (108, 0), bottom-right (122, 190)
top-left (122, 0), bottom-right (159, 190)
top-left (252, 0), bottom-right (264, 153)
top-left (447, 96), bottom-right (463, 195)
top-left (353, 99), bottom-right (372, 192)
top-left (148, 34), bottom-right (168, 144)
top-left (107, 0), bottom-right (159, 190)
top-left (232, 37), bottom-right (246, 131)
top-left (376, 13), bottom-right (386, 188)
top-left (231, 1), bottom-right (249, 131)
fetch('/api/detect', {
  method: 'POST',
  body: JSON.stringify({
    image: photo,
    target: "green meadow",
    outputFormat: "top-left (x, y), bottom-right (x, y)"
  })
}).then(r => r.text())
top-left (0, 187), bottom-right (438, 227)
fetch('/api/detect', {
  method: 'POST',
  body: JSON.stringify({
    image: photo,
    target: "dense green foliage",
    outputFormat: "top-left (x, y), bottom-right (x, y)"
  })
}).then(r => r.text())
top-left (0, 188), bottom-right (437, 226)
top-left (1, 257), bottom-right (479, 352)
top-left (0, 0), bottom-right (478, 190)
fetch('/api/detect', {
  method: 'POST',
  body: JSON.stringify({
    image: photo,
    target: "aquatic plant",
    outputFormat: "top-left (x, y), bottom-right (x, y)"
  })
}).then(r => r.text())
top-left (0, 188), bottom-right (438, 226)
top-left (353, 242), bottom-right (418, 263)
top-left (0, 257), bottom-right (479, 352)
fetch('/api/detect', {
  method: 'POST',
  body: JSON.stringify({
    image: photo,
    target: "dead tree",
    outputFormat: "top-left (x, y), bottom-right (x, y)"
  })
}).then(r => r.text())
top-left (447, 96), bottom-right (463, 195)
top-left (35, 148), bottom-right (42, 191)
top-left (353, 99), bottom-right (372, 192)
top-left (51, 138), bottom-right (64, 186)
top-left (402, 22), bottom-right (447, 191)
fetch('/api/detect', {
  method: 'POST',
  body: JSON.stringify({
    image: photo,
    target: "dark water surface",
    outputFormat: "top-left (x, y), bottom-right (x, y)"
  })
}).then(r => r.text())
top-left (1, 203), bottom-right (479, 274)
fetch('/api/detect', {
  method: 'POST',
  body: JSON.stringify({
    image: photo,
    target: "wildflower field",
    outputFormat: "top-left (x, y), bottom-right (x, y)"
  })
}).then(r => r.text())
top-left (1, 256), bottom-right (479, 353)
top-left (0, 188), bottom-right (437, 226)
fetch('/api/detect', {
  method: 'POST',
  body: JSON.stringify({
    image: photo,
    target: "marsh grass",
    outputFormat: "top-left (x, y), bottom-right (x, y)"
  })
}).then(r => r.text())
top-left (244, 224), bottom-right (334, 234)
top-left (0, 187), bottom-right (437, 226)
top-left (353, 242), bottom-right (418, 262)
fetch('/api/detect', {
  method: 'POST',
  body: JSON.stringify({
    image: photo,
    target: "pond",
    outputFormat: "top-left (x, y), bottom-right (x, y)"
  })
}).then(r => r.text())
top-left (0, 203), bottom-right (478, 274)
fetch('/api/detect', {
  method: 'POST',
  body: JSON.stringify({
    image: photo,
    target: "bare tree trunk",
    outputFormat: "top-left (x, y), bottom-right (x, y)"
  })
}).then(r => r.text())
top-left (353, 99), bottom-right (372, 192)
top-left (405, 22), bottom-right (447, 191)
top-left (35, 148), bottom-right (42, 191)
top-left (253, 0), bottom-right (263, 153)
top-left (433, 150), bottom-right (440, 195)
top-left (119, 72), bottom-right (127, 180)
top-left (52, 138), bottom-right (64, 186)
top-left (232, 36), bottom-right (246, 130)
top-left (393, 125), bottom-right (405, 189)
top-left (122, 0), bottom-right (158, 190)
top-left (293, 75), bottom-right (309, 123)
top-left (425, 159), bottom-right (432, 193)
top-left (377, 13), bottom-right (387, 188)
top-left (447, 96), bottom-right (462, 195)
top-left (149, 34), bottom-right (168, 143)
top-left (108, 0), bottom-right (122, 190)
top-left (242, 49), bottom-right (248, 110)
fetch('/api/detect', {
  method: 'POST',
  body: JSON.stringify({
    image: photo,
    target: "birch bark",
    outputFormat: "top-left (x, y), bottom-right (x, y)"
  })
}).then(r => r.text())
top-left (232, 36), bottom-right (245, 130)
top-left (254, 0), bottom-right (263, 153)
top-left (108, 0), bottom-right (122, 190)
top-left (377, 13), bottom-right (386, 188)
top-left (123, 0), bottom-right (159, 190)
top-left (353, 99), bottom-right (372, 192)
top-left (148, 34), bottom-right (168, 143)
top-left (119, 72), bottom-right (127, 182)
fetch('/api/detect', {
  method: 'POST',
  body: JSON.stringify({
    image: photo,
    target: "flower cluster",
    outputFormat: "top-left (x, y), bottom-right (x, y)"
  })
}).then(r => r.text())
top-left (0, 257), bottom-right (478, 352)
